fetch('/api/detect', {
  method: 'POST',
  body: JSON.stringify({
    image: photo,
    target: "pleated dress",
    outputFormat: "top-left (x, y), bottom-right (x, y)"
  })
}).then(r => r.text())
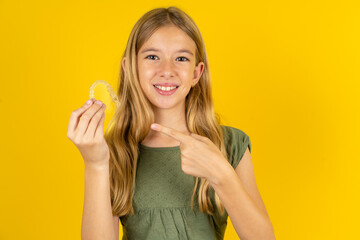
top-left (120, 125), bottom-right (252, 240)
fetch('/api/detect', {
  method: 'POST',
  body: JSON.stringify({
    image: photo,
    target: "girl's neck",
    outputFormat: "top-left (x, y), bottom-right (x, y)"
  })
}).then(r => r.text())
top-left (141, 106), bottom-right (190, 147)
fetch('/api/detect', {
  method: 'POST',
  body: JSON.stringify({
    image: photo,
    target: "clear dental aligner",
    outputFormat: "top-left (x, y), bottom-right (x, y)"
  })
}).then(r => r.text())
top-left (89, 80), bottom-right (120, 107)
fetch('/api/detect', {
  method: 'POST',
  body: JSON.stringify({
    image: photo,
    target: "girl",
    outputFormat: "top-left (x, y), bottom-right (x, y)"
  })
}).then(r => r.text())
top-left (67, 6), bottom-right (275, 240)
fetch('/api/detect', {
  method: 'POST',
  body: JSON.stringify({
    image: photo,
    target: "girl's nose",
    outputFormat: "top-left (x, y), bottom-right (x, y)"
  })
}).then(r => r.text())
top-left (159, 59), bottom-right (175, 78)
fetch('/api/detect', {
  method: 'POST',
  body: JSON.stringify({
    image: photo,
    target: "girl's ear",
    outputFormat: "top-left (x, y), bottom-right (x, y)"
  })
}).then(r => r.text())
top-left (193, 61), bottom-right (205, 85)
top-left (122, 57), bottom-right (127, 70)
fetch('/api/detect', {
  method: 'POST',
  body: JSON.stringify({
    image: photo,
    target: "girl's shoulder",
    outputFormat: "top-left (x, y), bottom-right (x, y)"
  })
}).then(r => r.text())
top-left (220, 125), bottom-right (252, 169)
top-left (220, 125), bottom-right (250, 145)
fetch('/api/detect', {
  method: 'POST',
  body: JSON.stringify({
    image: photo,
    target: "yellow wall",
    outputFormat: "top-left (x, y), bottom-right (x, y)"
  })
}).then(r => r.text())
top-left (0, 0), bottom-right (359, 239)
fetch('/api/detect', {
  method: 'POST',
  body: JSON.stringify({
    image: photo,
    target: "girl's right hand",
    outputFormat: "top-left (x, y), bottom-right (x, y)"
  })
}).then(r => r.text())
top-left (67, 98), bottom-right (110, 169)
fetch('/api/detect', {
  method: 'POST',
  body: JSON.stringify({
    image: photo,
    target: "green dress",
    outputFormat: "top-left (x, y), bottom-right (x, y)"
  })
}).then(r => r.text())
top-left (120, 125), bottom-right (252, 240)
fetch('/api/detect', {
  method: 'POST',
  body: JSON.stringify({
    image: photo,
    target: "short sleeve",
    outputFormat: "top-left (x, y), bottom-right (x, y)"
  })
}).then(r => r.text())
top-left (221, 125), bottom-right (252, 170)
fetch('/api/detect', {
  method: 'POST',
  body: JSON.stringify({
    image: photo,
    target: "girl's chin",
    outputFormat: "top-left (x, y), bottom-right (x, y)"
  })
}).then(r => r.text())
top-left (151, 101), bottom-right (183, 110)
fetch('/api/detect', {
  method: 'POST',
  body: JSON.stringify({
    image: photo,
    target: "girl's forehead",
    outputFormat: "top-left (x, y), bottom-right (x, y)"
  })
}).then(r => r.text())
top-left (151, 27), bottom-right (189, 39)
top-left (140, 27), bottom-right (196, 53)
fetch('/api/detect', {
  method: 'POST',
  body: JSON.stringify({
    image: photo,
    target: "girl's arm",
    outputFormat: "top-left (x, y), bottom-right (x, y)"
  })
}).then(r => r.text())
top-left (82, 164), bottom-right (118, 240)
top-left (210, 147), bottom-right (276, 240)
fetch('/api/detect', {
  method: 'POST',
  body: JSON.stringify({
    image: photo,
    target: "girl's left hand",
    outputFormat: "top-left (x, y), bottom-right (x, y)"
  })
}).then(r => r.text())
top-left (150, 123), bottom-right (231, 184)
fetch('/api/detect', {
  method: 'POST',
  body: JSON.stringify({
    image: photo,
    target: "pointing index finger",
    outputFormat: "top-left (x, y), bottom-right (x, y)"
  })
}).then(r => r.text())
top-left (151, 123), bottom-right (190, 143)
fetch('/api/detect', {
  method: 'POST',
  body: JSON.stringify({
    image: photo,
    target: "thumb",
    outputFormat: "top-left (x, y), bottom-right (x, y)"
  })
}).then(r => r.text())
top-left (190, 133), bottom-right (208, 143)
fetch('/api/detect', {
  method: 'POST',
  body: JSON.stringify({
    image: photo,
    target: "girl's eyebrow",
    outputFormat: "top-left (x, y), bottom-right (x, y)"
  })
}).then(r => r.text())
top-left (140, 47), bottom-right (194, 56)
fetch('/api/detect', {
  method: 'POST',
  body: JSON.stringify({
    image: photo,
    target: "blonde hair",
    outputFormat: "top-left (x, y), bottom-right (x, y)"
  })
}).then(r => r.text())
top-left (105, 6), bottom-right (228, 217)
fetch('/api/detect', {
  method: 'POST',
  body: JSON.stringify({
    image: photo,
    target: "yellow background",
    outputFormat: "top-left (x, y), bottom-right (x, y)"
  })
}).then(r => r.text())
top-left (0, 0), bottom-right (359, 239)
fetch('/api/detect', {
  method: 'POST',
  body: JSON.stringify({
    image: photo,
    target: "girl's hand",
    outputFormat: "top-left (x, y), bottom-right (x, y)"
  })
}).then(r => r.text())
top-left (67, 99), bottom-right (109, 169)
top-left (150, 123), bottom-right (231, 184)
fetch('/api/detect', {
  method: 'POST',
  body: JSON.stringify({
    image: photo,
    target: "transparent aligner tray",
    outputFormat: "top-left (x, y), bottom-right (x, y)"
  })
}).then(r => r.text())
top-left (89, 80), bottom-right (119, 107)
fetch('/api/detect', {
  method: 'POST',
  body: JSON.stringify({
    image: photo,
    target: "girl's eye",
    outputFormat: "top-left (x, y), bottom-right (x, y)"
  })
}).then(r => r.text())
top-left (176, 56), bottom-right (189, 61)
top-left (145, 55), bottom-right (159, 60)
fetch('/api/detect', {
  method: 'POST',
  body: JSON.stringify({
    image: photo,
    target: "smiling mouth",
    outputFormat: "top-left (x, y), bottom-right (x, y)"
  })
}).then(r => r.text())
top-left (153, 85), bottom-right (179, 91)
top-left (153, 85), bottom-right (179, 96)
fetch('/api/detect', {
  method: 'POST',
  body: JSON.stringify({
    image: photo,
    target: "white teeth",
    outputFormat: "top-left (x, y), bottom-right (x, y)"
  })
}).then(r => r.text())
top-left (154, 85), bottom-right (177, 91)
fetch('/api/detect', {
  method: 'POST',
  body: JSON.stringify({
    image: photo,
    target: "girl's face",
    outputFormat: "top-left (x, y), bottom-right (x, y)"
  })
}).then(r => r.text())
top-left (136, 25), bottom-right (204, 110)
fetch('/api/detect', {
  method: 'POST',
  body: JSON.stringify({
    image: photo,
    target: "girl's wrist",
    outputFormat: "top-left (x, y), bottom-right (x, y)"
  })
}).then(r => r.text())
top-left (207, 160), bottom-right (234, 187)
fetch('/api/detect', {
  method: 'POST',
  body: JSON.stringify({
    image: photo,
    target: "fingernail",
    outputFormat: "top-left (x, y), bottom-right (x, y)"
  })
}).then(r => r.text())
top-left (151, 123), bottom-right (158, 129)
top-left (95, 100), bottom-right (102, 105)
top-left (86, 100), bottom-right (92, 105)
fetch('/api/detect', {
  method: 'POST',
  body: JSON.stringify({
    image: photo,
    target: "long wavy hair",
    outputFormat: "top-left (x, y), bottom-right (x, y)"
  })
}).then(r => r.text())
top-left (104, 6), bottom-right (228, 217)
